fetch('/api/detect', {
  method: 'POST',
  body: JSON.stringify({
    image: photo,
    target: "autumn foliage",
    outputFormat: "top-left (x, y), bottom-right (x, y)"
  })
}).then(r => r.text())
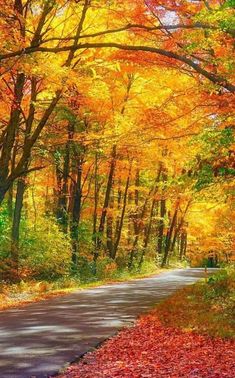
top-left (0, 0), bottom-right (234, 281)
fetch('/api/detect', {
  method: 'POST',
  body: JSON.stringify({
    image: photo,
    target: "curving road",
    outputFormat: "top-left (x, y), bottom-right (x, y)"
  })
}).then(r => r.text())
top-left (0, 268), bottom-right (217, 378)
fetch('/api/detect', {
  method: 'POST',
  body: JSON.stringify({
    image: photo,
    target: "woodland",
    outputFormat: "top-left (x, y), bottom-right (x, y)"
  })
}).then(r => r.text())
top-left (0, 0), bottom-right (234, 285)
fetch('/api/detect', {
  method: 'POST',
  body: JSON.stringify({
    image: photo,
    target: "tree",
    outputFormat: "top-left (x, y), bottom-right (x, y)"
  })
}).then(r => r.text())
top-left (0, 0), bottom-right (234, 281)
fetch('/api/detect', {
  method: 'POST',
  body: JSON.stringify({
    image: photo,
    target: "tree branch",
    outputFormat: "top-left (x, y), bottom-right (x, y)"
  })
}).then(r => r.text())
top-left (1, 43), bottom-right (234, 92)
top-left (19, 165), bottom-right (46, 176)
top-left (40, 22), bottom-right (222, 44)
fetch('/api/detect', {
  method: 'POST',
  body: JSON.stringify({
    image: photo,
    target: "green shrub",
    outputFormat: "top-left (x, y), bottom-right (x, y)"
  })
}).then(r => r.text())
top-left (96, 257), bottom-right (118, 280)
top-left (0, 205), bottom-right (11, 258)
top-left (71, 255), bottom-right (95, 282)
top-left (52, 276), bottom-right (80, 290)
top-left (204, 269), bottom-right (234, 300)
top-left (20, 217), bottom-right (72, 280)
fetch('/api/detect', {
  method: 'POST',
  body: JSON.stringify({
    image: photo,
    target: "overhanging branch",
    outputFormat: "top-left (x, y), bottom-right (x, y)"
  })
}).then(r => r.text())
top-left (0, 43), bottom-right (234, 92)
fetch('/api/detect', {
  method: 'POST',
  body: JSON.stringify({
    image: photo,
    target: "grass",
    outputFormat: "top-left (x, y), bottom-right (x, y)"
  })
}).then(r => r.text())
top-left (154, 268), bottom-right (235, 339)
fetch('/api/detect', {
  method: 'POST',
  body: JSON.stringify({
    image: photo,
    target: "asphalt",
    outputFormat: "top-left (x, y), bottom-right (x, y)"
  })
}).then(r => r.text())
top-left (0, 268), bottom-right (217, 378)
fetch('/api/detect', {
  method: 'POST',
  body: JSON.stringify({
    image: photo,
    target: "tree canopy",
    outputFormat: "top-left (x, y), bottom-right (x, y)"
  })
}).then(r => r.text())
top-left (0, 0), bottom-right (234, 281)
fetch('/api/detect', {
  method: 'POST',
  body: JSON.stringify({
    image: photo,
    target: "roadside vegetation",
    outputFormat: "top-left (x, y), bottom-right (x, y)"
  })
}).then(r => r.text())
top-left (156, 268), bottom-right (235, 339)
top-left (0, 260), bottom-right (162, 311)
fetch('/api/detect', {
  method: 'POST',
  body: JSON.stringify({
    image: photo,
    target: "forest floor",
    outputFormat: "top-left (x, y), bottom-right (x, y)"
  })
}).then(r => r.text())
top-left (0, 267), bottom-right (165, 311)
top-left (57, 269), bottom-right (235, 378)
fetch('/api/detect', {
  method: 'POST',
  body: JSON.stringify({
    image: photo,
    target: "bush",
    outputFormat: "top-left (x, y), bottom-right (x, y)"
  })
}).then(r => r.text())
top-left (20, 217), bottom-right (72, 280)
top-left (71, 256), bottom-right (95, 282)
top-left (52, 276), bottom-right (80, 290)
top-left (156, 268), bottom-right (235, 339)
top-left (96, 257), bottom-right (118, 280)
top-left (205, 270), bottom-right (231, 299)
top-left (0, 205), bottom-right (11, 260)
top-left (201, 269), bottom-right (235, 333)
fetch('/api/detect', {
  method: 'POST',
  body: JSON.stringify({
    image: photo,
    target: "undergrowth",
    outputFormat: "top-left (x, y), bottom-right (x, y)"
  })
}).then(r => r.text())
top-left (0, 260), bottom-right (162, 311)
top-left (155, 268), bottom-right (235, 339)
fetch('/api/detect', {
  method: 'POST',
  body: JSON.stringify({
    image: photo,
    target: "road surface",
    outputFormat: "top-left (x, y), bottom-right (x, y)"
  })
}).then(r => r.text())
top-left (0, 268), bottom-right (217, 378)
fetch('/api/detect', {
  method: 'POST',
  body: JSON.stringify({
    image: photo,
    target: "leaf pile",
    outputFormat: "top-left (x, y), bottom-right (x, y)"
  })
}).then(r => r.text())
top-left (58, 314), bottom-right (235, 378)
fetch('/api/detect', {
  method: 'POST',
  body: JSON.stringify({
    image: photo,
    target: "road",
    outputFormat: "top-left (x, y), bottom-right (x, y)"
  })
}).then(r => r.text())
top-left (0, 268), bottom-right (217, 378)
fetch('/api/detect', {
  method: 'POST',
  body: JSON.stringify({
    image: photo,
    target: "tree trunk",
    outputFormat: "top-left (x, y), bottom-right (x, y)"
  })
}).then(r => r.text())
top-left (94, 145), bottom-right (116, 262)
top-left (114, 178), bottom-right (122, 242)
top-left (93, 152), bottom-right (99, 238)
top-left (171, 199), bottom-right (191, 253)
top-left (133, 168), bottom-right (140, 235)
top-left (156, 168), bottom-right (167, 255)
top-left (179, 231), bottom-right (187, 260)
top-left (161, 199), bottom-right (180, 267)
top-left (56, 123), bottom-right (74, 232)
top-left (129, 166), bottom-right (162, 269)
top-left (10, 178), bottom-right (26, 280)
top-left (112, 162), bottom-right (132, 259)
top-left (157, 199), bottom-right (166, 255)
top-left (0, 73), bottom-right (25, 205)
top-left (184, 232), bottom-right (187, 257)
top-left (7, 186), bottom-right (13, 220)
top-left (71, 160), bottom-right (83, 265)
top-left (106, 191), bottom-right (114, 258)
top-left (138, 196), bottom-right (156, 269)
top-left (171, 216), bottom-right (180, 254)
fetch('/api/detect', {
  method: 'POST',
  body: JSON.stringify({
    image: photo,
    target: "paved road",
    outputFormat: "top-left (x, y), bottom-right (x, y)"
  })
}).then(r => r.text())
top-left (0, 268), bottom-right (217, 378)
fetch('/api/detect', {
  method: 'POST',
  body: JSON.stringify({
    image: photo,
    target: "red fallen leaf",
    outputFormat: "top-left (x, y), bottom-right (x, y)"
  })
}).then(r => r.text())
top-left (58, 315), bottom-right (235, 378)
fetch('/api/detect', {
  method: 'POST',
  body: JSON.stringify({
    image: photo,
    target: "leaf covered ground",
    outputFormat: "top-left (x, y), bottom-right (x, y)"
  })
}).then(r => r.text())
top-left (58, 271), bottom-right (235, 378)
top-left (58, 314), bottom-right (235, 378)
